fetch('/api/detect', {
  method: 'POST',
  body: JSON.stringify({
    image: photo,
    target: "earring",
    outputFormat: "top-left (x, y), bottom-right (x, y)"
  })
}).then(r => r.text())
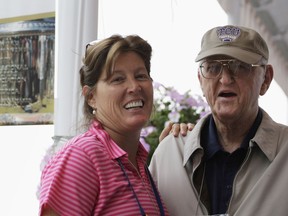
top-left (92, 109), bottom-right (96, 115)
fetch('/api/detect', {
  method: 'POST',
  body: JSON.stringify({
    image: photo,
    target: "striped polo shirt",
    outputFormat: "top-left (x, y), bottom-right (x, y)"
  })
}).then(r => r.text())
top-left (39, 121), bottom-right (169, 216)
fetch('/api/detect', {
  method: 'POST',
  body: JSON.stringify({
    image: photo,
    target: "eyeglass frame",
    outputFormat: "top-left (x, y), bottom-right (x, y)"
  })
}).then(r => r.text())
top-left (85, 39), bottom-right (101, 58)
top-left (199, 59), bottom-right (266, 79)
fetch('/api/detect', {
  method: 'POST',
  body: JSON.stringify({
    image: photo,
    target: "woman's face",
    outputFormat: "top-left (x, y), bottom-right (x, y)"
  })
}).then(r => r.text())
top-left (90, 51), bottom-right (153, 134)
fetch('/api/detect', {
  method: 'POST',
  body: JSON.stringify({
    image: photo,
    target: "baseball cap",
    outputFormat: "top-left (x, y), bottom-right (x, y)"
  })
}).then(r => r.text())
top-left (195, 25), bottom-right (269, 64)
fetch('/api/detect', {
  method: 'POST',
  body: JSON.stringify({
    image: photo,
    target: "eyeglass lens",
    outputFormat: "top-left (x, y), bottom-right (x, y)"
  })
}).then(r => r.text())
top-left (200, 60), bottom-right (252, 79)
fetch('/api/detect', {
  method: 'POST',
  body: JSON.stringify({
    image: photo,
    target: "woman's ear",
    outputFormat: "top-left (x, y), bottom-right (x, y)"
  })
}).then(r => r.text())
top-left (82, 85), bottom-right (90, 97)
top-left (260, 64), bottom-right (274, 96)
top-left (82, 85), bottom-right (95, 107)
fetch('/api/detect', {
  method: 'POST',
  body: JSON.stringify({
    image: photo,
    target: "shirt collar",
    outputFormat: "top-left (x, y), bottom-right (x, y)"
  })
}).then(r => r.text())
top-left (202, 116), bottom-right (221, 159)
top-left (89, 120), bottom-right (148, 161)
top-left (202, 109), bottom-right (263, 160)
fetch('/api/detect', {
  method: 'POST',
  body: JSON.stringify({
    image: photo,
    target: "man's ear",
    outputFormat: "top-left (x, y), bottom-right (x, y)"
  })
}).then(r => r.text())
top-left (260, 64), bottom-right (273, 96)
top-left (198, 70), bottom-right (203, 85)
top-left (198, 70), bottom-right (205, 95)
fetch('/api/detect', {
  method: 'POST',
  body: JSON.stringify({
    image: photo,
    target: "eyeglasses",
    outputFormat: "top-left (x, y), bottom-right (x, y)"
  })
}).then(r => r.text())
top-left (85, 39), bottom-right (100, 58)
top-left (199, 59), bottom-right (266, 79)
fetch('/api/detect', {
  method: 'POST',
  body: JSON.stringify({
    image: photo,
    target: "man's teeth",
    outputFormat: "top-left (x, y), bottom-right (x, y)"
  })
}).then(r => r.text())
top-left (125, 100), bottom-right (143, 109)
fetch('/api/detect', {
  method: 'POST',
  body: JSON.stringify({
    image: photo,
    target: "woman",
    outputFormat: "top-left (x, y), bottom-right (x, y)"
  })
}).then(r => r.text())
top-left (39, 35), bottom-right (169, 216)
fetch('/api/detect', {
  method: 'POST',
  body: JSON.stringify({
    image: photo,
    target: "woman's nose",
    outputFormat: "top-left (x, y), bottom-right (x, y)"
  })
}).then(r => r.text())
top-left (127, 79), bottom-right (141, 92)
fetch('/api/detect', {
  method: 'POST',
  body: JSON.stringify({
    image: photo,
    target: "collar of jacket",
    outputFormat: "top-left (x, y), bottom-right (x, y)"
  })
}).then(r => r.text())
top-left (183, 108), bottom-right (280, 166)
top-left (251, 108), bottom-right (282, 162)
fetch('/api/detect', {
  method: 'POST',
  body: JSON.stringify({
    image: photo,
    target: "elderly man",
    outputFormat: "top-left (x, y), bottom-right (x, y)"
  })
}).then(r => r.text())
top-left (150, 25), bottom-right (288, 216)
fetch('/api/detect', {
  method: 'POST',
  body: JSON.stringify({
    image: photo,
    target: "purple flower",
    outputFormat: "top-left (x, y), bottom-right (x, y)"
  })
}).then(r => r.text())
top-left (141, 82), bottom-right (209, 160)
top-left (184, 96), bottom-right (198, 107)
top-left (168, 110), bottom-right (180, 122)
top-left (153, 81), bottom-right (163, 90)
top-left (141, 126), bottom-right (156, 137)
top-left (166, 89), bottom-right (185, 103)
top-left (140, 137), bottom-right (151, 152)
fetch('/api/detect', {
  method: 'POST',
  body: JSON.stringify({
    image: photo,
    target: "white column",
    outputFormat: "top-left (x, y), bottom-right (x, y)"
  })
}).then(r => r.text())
top-left (53, 0), bottom-right (99, 148)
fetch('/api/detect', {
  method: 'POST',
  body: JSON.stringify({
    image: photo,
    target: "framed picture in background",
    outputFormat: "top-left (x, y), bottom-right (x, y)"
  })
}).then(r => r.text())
top-left (0, 12), bottom-right (55, 125)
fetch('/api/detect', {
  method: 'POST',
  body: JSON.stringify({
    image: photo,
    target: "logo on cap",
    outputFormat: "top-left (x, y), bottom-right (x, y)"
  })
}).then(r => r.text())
top-left (217, 26), bottom-right (241, 42)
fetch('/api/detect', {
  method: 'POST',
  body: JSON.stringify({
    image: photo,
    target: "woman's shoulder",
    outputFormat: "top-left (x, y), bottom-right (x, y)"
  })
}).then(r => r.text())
top-left (62, 131), bottom-right (106, 156)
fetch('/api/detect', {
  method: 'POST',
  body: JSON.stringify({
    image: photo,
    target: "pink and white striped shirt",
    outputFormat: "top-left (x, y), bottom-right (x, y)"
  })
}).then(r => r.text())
top-left (39, 121), bottom-right (169, 216)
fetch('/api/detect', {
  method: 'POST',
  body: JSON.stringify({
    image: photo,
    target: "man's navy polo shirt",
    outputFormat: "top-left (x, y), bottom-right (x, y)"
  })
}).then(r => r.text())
top-left (201, 109), bottom-right (263, 215)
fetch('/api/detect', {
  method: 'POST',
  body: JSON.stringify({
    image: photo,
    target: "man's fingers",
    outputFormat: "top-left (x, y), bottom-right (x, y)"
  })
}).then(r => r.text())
top-left (159, 122), bottom-right (196, 143)
top-left (178, 123), bottom-right (195, 136)
top-left (159, 121), bottom-right (173, 142)
top-left (171, 123), bottom-right (181, 137)
top-left (187, 123), bottom-right (195, 131)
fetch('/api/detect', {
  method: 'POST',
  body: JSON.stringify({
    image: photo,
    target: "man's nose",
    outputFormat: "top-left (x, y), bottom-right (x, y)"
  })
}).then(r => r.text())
top-left (219, 66), bottom-right (235, 83)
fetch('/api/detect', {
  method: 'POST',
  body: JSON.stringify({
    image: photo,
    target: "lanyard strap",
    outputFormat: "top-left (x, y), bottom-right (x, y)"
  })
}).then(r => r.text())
top-left (145, 165), bottom-right (165, 216)
top-left (117, 159), bottom-right (146, 216)
top-left (117, 158), bottom-right (165, 216)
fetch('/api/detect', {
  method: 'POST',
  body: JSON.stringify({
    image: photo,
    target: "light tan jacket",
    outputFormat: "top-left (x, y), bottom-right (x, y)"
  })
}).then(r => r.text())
top-left (149, 109), bottom-right (288, 216)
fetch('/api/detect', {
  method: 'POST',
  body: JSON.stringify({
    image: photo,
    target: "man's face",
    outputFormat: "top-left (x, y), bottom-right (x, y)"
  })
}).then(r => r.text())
top-left (198, 55), bottom-right (269, 123)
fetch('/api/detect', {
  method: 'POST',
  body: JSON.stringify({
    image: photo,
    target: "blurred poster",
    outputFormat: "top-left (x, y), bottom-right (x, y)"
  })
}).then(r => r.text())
top-left (0, 12), bottom-right (55, 125)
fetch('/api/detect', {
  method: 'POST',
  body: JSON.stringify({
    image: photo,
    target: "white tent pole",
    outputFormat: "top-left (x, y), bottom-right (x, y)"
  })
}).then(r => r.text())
top-left (53, 0), bottom-right (99, 146)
